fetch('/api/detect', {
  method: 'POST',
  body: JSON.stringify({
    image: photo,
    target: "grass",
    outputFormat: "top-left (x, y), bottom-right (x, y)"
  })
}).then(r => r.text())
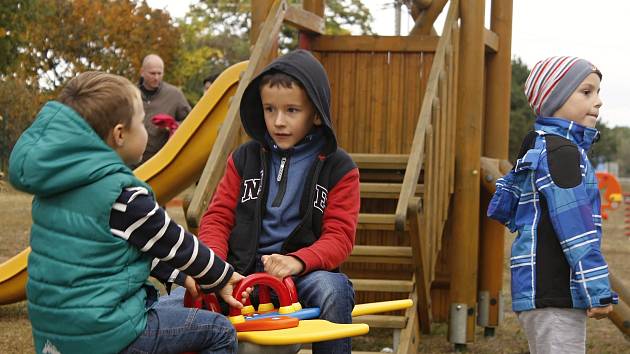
top-left (1, 179), bottom-right (628, 353)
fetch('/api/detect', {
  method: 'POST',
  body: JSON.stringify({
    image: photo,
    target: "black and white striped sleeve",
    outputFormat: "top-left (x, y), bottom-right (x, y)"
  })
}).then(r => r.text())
top-left (109, 187), bottom-right (234, 292)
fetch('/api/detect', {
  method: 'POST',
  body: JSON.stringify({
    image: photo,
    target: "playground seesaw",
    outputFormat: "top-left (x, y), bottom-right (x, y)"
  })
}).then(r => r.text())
top-left (183, 272), bottom-right (413, 353)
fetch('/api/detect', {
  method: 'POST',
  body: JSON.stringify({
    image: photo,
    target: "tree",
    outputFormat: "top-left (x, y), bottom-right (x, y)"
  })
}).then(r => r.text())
top-left (0, 79), bottom-right (47, 171)
top-left (589, 120), bottom-right (616, 166)
top-left (172, 0), bottom-right (373, 104)
top-left (0, 0), bottom-right (36, 75)
top-left (2, 0), bottom-right (182, 161)
top-left (10, 0), bottom-right (181, 90)
top-left (508, 58), bottom-right (535, 162)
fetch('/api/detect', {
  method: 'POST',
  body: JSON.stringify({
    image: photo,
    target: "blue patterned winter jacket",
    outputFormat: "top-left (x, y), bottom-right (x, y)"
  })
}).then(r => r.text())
top-left (488, 117), bottom-right (618, 312)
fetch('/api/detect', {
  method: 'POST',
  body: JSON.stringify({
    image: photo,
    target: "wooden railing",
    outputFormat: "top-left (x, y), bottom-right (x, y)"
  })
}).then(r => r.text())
top-left (394, 0), bottom-right (459, 232)
top-left (397, 0), bottom-right (460, 333)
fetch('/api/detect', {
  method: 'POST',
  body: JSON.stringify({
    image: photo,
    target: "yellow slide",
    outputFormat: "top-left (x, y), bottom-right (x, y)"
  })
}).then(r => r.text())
top-left (0, 61), bottom-right (248, 305)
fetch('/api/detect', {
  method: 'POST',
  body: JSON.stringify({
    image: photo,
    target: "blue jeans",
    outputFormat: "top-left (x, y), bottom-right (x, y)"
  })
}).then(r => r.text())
top-left (119, 288), bottom-right (237, 354)
top-left (294, 271), bottom-right (355, 354)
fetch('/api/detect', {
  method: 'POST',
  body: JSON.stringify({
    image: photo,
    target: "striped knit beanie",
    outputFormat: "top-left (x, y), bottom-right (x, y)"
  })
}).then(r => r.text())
top-left (524, 56), bottom-right (601, 117)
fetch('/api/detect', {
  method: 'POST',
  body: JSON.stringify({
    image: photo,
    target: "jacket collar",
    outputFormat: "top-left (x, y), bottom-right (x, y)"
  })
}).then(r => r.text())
top-left (534, 117), bottom-right (600, 151)
top-left (264, 128), bottom-right (325, 160)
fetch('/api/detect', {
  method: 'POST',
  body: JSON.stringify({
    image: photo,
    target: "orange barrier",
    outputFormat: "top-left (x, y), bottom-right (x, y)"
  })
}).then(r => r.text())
top-left (595, 172), bottom-right (622, 220)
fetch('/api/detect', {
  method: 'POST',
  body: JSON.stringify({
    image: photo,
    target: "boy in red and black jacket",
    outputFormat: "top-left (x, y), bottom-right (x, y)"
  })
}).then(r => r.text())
top-left (199, 49), bottom-right (360, 354)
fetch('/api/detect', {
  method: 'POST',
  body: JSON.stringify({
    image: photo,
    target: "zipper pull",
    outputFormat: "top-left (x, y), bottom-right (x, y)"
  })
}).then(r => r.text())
top-left (277, 157), bottom-right (287, 182)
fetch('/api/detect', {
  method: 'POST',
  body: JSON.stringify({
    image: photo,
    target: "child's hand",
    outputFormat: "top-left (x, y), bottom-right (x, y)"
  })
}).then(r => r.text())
top-left (261, 254), bottom-right (304, 278)
top-left (183, 275), bottom-right (200, 299)
top-left (587, 304), bottom-right (613, 319)
top-left (218, 272), bottom-right (252, 309)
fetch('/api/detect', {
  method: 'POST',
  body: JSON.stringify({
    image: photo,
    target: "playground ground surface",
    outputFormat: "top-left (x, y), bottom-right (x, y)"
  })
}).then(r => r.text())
top-left (0, 179), bottom-right (628, 353)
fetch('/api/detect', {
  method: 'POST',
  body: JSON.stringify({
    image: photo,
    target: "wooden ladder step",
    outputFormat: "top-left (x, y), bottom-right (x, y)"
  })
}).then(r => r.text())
top-left (357, 213), bottom-right (402, 231)
top-left (353, 314), bottom-right (408, 329)
top-left (360, 182), bottom-right (424, 199)
top-left (348, 245), bottom-right (412, 264)
top-left (352, 279), bottom-right (414, 293)
top-left (350, 153), bottom-right (409, 170)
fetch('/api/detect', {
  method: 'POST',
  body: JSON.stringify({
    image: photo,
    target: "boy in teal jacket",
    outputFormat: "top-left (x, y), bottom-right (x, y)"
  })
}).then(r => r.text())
top-left (9, 72), bottom-right (248, 354)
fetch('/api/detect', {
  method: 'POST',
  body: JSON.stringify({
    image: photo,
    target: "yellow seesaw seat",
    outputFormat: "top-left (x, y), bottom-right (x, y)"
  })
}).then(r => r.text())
top-left (237, 320), bottom-right (369, 345)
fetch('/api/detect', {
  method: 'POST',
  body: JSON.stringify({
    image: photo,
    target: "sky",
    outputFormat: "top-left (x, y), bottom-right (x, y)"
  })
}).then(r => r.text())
top-left (146, 0), bottom-right (630, 127)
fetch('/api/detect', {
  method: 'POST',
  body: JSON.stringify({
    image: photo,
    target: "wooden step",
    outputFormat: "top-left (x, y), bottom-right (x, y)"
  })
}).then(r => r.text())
top-left (358, 213), bottom-right (401, 231)
top-left (348, 245), bottom-right (413, 264)
top-left (360, 182), bottom-right (424, 199)
top-left (351, 279), bottom-right (414, 293)
top-left (350, 153), bottom-right (409, 170)
top-left (353, 314), bottom-right (408, 329)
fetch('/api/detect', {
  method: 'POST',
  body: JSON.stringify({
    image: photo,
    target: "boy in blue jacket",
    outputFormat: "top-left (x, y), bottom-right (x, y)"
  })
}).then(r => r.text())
top-left (488, 56), bottom-right (617, 354)
top-left (9, 72), bottom-right (248, 354)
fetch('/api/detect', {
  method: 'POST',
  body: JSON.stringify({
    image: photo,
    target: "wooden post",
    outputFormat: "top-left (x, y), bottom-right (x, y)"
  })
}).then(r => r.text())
top-left (449, 0), bottom-right (485, 346)
top-left (300, 0), bottom-right (324, 49)
top-left (251, 0), bottom-right (278, 62)
top-left (251, 0), bottom-right (275, 46)
top-left (478, 0), bottom-right (513, 335)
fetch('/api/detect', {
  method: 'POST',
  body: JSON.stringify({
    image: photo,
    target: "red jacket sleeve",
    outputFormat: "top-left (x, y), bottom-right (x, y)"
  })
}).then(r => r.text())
top-left (289, 167), bottom-right (360, 273)
top-left (198, 154), bottom-right (241, 261)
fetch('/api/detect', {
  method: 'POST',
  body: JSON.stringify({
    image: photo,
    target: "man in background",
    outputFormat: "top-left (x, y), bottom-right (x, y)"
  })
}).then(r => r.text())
top-left (137, 54), bottom-right (190, 166)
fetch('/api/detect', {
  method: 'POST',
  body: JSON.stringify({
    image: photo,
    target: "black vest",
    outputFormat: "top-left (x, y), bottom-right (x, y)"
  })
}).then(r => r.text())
top-left (227, 141), bottom-right (356, 274)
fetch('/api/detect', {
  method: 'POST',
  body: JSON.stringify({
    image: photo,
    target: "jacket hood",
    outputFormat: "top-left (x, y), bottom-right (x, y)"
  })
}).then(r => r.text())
top-left (9, 101), bottom-right (132, 197)
top-left (240, 49), bottom-right (337, 154)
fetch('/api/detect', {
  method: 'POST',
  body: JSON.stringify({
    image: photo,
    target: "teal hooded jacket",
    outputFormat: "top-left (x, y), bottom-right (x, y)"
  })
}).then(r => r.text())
top-left (9, 101), bottom-right (154, 354)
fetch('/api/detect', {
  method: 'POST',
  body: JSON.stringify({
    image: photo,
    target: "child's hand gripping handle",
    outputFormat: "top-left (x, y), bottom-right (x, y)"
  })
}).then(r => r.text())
top-left (228, 273), bottom-right (295, 323)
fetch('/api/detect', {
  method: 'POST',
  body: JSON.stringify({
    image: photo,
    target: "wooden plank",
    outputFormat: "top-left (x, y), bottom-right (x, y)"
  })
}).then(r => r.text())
top-left (409, 0), bottom-right (448, 35)
top-left (484, 28), bottom-right (499, 53)
top-left (352, 315), bottom-right (407, 329)
top-left (389, 53), bottom-right (404, 153)
top-left (250, 0), bottom-right (274, 45)
top-left (302, 0), bottom-right (324, 17)
top-left (311, 35), bottom-right (439, 52)
top-left (397, 290), bottom-right (420, 354)
top-left (357, 213), bottom-right (399, 231)
top-left (348, 245), bottom-right (413, 264)
top-left (360, 182), bottom-right (424, 199)
top-left (352, 245), bottom-right (412, 258)
top-left (354, 53), bottom-right (370, 152)
top-left (351, 279), bottom-right (414, 293)
top-left (339, 53), bottom-right (356, 149)
top-left (350, 153), bottom-right (409, 170)
top-left (370, 52), bottom-right (386, 153)
top-left (409, 197), bottom-right (432, 334)
top-left (284, 5), bottom-right (324, 34)
top-left (187, 0), bottom-right (288, 228)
